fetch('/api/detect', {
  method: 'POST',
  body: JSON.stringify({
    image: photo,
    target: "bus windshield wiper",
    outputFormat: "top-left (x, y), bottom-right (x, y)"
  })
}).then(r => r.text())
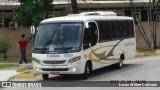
top-left (56, 31), bottom-right (68, 53)
top-left (41, 31), bottom-right (56, 53)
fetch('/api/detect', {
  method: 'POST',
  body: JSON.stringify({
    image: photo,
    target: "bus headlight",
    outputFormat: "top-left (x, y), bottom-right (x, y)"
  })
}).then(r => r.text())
top-left (32, 58), bottom-right (41, 64)
top-left (68, 56), bottom-right (81, 64)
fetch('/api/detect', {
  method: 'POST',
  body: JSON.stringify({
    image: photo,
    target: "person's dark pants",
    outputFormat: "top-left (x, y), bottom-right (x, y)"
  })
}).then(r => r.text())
top-left (19, 51), bottom-right (28, 65)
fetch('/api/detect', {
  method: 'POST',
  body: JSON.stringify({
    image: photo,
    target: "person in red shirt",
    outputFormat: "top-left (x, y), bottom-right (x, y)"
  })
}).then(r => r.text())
top-left (16, 34), bottom-right (29, 66)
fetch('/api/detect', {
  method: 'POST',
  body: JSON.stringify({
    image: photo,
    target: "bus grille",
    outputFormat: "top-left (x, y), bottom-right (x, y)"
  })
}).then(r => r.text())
top-left (43, 60), bottom-right (66, 64)
top-left (42, 68), bottom-right (69, 71)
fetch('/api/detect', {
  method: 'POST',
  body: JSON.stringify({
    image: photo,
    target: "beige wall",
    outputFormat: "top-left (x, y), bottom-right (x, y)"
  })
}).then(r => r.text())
top-left (0, 28), bottom-right (32, 58)
top-left (135, 22), bottom-right (160, 48)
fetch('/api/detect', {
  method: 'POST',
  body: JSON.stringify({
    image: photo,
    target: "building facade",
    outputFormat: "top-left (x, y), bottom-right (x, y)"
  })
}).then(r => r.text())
top-left (0, 0), bottom-right (19, 28)
top-left (0, 0), bottom-right (159, 28)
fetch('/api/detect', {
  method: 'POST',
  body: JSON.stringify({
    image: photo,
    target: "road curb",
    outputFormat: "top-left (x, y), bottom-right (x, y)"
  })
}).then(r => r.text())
top-left (136, 49), bottom-right (160, 57)
top-left (7, 75), bottom-right (17, 81)
top-left (16, 64), bottom-right (40, 79)
top-left (136, 51), bottom-right (145, 56)
top-left (16, 66), bottom-right (28, 72)
top-left (154, 49), bottom-right (160, 55)
top-left (17, 70), bottom-right (35, 78)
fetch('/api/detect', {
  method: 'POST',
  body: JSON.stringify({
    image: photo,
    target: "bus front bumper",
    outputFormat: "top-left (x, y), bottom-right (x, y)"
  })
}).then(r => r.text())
top-left (33, 64), bottom-right (83, 75)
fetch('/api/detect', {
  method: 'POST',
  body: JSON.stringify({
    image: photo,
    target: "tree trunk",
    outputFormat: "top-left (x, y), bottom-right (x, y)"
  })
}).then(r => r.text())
top-left (44, 0), bottom-right (53, 18)
top-left (71, 0), bottom-right (79, 14)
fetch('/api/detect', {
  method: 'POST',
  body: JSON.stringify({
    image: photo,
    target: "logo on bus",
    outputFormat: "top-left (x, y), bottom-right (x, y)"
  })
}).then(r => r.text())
top-left (47, 54), bottom-right (60, 58)
top-left (49, 45), bottom-right (55, 51)
top-left (63, 54), bottom-right (73, 57)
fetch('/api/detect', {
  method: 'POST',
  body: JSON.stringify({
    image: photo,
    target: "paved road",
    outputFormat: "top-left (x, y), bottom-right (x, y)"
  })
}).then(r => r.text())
top-left (38, 55), bottom-right (160, 81)
top-left (1, 55), bottom-right (160, 90)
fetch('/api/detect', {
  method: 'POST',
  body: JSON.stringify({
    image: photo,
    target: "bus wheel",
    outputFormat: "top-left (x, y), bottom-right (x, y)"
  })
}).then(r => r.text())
top-left (42, 74), bottom-right (49, 80)
top-left (82, 62), bottom-right (91, 79)
top-left (115, 57), bottom-right (123, 69)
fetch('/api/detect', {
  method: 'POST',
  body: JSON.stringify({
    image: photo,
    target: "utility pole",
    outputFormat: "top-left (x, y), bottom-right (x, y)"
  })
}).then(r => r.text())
top-left (149, 0), bottom-right (154, 51)
top-left (154, 0), bottom-right (159, 48)
top-left (157, 0), bottom-right (160, 48)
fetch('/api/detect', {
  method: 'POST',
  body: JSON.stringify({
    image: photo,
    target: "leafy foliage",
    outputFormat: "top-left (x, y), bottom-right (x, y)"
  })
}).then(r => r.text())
top-left (0, 37), bottom-right (12, 60)
top-left (13, 0), bottom-right (53, 28)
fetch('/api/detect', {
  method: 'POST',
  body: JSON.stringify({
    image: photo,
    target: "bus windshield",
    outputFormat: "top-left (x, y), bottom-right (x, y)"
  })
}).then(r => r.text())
top-left (34, 22), bottom-right (83, 51)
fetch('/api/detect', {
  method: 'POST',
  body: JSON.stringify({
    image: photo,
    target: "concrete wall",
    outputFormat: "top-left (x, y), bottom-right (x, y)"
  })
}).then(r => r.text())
top-left (135, 22), bottom-right (160, 48)
top-left (0, 28), bottom-right (32, 58)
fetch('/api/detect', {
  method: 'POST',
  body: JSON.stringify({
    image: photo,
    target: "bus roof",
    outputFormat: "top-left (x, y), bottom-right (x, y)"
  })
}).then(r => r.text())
top-left (41, 14), bottom-right (133, 24)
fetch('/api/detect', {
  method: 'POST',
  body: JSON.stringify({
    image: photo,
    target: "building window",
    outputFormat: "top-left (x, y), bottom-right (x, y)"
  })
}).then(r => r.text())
top-left (124, 10), bottom-right (132, 17)
top-left (98, 8), bottom-right (106, 10)
top-left (141, 10), bottom-right (148, 21)
top-left (0, 14), bottom-right (3, 27)
top-left (157, 15), bottom-right (160, 22)
top-left (54, 8), bottom-right (64, 11)
top-left (97, 21), bottom-right (112, 42)
top-left (89, 8), bottom-right (97, 11)
top-left (133, 12), bottom-right (141, 22)
top-left (80, 8), bottom-right (89, 11)
top-left (114, 10), bottom-right (124, 16)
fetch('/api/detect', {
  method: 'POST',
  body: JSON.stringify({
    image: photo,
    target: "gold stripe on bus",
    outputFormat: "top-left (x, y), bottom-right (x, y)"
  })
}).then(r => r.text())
top-left (88, 45), bottom-right (125, 64)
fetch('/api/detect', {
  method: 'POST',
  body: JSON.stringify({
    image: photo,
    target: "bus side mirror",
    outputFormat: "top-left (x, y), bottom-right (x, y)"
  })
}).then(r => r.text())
top-left (89, 43), bottom-right (92, 47)
top-left (85, 22), bottom-right (89, 28)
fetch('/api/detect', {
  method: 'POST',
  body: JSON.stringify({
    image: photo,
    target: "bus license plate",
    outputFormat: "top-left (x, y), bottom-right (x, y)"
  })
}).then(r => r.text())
top-left (51, 72), bottom-right (60, 75)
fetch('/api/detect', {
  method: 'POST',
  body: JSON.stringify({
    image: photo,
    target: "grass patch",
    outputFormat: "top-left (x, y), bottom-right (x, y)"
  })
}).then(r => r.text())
top-left (0, 64), bottom-right (17, 69)
top-left (0, 58), bottom-right (32, 63)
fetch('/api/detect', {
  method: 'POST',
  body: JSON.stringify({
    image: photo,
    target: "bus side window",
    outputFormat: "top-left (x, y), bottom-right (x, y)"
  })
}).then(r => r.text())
top-left (129, 20), bottom-right (134, 37)
top-left (83, 22), bottom-right (98, 49)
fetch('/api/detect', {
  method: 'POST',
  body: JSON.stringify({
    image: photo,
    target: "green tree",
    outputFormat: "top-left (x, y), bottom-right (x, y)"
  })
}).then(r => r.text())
top-left (12, 0), bottom-right (53, 46)
top-left (0, 37), bottom-right (11, 60)
top-left (13, 0), bottom-right (53, 33)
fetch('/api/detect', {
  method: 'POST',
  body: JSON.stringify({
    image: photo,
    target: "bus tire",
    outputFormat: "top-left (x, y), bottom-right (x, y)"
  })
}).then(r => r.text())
top-left (42, 74), bottom-right (49, 80)
top-left (114, 56), bottom-right (123, 69)
top-left (82, 62), bottom-right (92, 79)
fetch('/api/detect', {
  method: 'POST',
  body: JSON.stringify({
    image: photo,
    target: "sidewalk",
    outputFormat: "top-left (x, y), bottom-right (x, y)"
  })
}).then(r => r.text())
top-left (0, 63), bottom-right (33, 81)
top-left (0, 66), bottom-right (18, 81)
top-left (0, 70), bottom-right (17, 81)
